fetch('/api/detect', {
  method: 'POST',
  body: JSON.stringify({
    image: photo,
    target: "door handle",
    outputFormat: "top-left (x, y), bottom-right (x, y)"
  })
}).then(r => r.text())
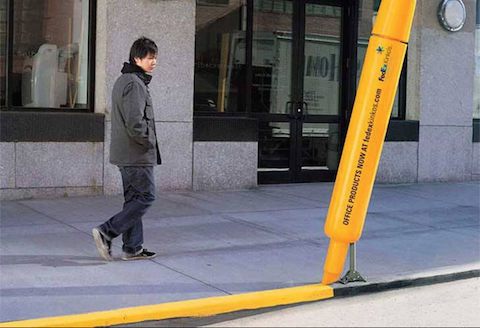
top-left (293, 102), bottom-right (306, 119)
top-left (302, 102), bottom-right (308, 116)
top-left (286, 101), bottom-right (293, 114)
top-left (295, 105), bottom-right (302, 117)
top-left (286, 101), bottom-right (296, 119)
top-left (287, 101), bottom-right (307, 119)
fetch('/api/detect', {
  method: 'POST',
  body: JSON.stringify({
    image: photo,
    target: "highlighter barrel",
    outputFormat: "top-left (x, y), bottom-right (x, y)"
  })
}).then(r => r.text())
top-left (322, 0), bottom-right (416, 285)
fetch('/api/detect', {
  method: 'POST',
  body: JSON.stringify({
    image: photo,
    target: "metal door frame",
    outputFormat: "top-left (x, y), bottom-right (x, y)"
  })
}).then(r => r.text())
top-left (249, 0), bottom-right (359, 184)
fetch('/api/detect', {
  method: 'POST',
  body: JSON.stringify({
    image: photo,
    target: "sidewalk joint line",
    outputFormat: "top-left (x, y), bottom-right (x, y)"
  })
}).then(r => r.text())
top-left (257, 188), bottom-right (332, 207)
top-left (220, 214), bottom-right (331, 249)
top-left (221, 214), bottom-right (302, 241)
top-left (384, 188), bottom-right (479, 208)
top-left (14, 202), bottom-right (82, 229)
top-left (12, 201), bottom-right (231, 296)
top-left (148, 260), bottom-right (232, 295)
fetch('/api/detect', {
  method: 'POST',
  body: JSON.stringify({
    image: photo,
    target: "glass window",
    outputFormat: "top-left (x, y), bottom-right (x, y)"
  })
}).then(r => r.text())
top-left (252, 0), bottom-right (342, 115)
top-left (252, 0), bottom-right (293, 114)
top-left (474, 0), bottom-right (480, 119)
top-left (8, 0), bottom-right (90, 109)
top-left (255, 0), bottom-right (291, 13)
top-left (358, 0), bottom-right (404, 118)
top-left (0, 0), bottom-right (6, 107)
top-left (195, 0), bottom-right (246, 114)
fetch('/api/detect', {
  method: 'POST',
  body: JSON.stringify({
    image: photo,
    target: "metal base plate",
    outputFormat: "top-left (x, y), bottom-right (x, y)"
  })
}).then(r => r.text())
top-left (339, 270), bottom-right (367, 285)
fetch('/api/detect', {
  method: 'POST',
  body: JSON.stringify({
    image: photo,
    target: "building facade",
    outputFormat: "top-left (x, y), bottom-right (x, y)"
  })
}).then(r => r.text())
top-left (0, 0), bottom-right (478, 200)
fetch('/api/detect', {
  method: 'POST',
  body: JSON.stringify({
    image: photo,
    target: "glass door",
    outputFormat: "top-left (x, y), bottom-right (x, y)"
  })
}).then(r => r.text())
top-left (252, 0), bottom-right (296, 183)
top-left (294, 1), bottom-right (344, 182)
top-left (252, 0), bottom-right (350, 184)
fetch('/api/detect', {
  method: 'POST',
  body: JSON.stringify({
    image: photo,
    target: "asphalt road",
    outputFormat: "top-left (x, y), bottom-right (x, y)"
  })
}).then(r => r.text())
top-left (206, 278), bottom-right (480, 327)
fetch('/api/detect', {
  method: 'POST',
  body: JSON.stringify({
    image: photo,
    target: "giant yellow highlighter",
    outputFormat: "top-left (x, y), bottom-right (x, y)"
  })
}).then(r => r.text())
top-left (322, 0), bottom-right (416, 285)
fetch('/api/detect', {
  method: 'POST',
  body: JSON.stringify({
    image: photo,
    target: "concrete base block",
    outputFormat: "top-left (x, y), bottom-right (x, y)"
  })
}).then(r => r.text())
top-left (193, 142), bottom-right (257, 191)
top-left (418, 126), bottom-right (473, 182)
top-left (473, 143), bottom-right (480, 181)
top-left (15, 143), bottom-right (103, 189)
top-left (156, 122), bottom-right (193, 191)
top-left (0, 143), bottom-right (15, 189)
top-left (376, 142), bottom-right (418, 184)
top-left (103, 122), bottom-right (122, 196)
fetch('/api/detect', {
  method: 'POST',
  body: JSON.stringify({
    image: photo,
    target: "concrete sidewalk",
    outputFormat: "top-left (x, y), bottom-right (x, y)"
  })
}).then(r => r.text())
top-left (0, 181), bottom-right (479, 324)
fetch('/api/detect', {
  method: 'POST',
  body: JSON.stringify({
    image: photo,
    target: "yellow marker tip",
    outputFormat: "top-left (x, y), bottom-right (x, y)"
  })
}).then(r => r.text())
top-left (322, 272), bottom-right (340, 285)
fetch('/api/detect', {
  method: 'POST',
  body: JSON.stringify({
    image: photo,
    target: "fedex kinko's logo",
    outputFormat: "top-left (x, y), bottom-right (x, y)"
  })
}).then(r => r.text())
top-left (377, 45), bottom-right (393, 82)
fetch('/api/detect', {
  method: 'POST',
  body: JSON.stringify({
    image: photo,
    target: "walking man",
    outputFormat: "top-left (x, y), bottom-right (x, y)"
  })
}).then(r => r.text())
top-left (93, 37), bottom-right (161, 261)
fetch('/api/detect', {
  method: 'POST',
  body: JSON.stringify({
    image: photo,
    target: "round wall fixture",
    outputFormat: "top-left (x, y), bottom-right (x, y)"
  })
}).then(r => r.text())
top-left (438, 0), bottom-right (467, 32)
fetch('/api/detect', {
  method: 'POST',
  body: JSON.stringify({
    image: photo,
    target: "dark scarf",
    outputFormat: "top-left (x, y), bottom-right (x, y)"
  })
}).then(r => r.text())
top-left (121, 62), bottom-right (152, 85)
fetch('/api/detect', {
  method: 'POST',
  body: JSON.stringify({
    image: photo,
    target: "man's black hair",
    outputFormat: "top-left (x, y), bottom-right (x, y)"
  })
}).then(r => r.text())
top-left (129, 37), bottom-right (158, 64)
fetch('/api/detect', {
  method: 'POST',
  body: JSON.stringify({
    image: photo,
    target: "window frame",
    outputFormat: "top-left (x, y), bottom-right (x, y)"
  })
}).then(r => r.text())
top-left (196, 0), bottom-right (230, 6)
top-left (193, 0), bottom-right (407, 119)
top-left (1, 0), bottom-right (96, 113)
top-left (194, 0), bottom-right (249, 116)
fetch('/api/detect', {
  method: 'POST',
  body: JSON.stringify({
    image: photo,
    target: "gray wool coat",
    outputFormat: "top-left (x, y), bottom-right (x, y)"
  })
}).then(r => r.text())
top-left (110, 64), bottom-right (162, 166)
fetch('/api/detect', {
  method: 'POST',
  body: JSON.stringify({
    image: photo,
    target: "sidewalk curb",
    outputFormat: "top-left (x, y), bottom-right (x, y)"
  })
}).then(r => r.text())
top-left (0, 284), bottom-right (333, 328)
top-left (114, 268), bottom-right (480, 327)
top-left (334, 269), bottom-right (480, 298)
top-left (2, 270), bottom-right (478, 328)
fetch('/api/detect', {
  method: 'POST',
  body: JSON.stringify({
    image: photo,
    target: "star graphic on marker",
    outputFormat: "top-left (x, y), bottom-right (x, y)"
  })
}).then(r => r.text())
top-left (377, 46), bottom-right (385, 53)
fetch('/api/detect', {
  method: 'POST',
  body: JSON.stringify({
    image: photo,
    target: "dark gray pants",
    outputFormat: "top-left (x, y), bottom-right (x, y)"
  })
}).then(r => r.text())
top-left (99, 166), bottom-right (155, 254)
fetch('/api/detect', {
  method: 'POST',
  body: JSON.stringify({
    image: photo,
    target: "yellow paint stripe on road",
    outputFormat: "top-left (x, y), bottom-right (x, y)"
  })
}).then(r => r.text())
top-left (0, 284), bottom-right (333, 327)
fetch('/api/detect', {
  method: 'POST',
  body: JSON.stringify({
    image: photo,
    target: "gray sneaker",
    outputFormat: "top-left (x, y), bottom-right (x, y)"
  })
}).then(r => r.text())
top-left (122, 249), bottom-right (156, 261)
top-left (92, 228), bottom-right (113, 261)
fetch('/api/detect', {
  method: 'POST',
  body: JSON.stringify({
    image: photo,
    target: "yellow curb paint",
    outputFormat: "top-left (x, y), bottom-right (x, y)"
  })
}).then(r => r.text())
top-left (0, 284), bottom-right (333, 327)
